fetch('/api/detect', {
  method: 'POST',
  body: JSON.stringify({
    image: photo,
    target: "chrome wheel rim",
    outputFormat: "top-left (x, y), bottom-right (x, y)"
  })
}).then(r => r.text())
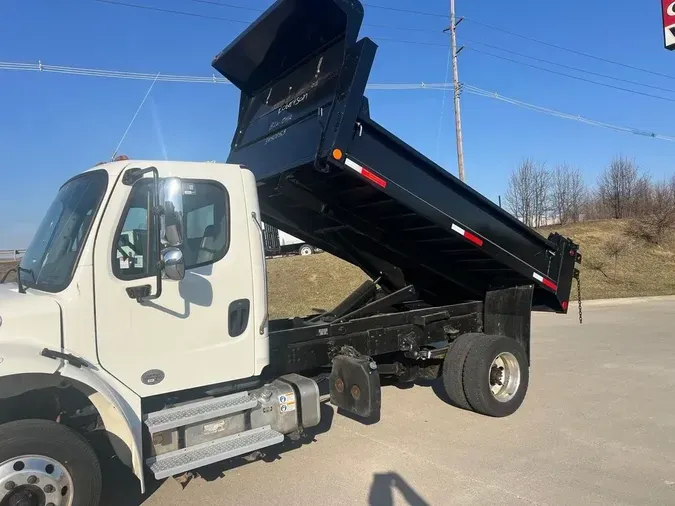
top-left (489, 352), bottom-right (521, 403)
top-left (0, 455), bottom-right (74, 506)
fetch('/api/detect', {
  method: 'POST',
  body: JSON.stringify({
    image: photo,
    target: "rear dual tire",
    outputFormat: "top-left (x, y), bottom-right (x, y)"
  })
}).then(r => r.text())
top-left (442, 333), bottom-right (529, 417)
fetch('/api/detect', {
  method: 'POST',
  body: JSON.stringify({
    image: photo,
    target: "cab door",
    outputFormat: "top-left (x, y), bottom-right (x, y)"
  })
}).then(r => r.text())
top-left (93, 162), bottom-right (256, 397)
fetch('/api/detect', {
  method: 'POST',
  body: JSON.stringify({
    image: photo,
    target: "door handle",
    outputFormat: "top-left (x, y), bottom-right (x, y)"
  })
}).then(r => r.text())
top-left (228, 299), bottom-right (251, 337)
top-left (126, 285), bottom-right (151, 301)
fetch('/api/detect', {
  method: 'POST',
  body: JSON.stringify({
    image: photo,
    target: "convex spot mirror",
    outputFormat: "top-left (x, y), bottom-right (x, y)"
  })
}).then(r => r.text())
top-left (162, 247), bottom-right (185, 281)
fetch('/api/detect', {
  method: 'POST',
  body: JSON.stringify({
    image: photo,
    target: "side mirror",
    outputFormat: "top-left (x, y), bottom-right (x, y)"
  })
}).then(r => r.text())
top-left (162, 247), bottom-right (185, 281)
top-left (160, 178), bottom-right (184, 247)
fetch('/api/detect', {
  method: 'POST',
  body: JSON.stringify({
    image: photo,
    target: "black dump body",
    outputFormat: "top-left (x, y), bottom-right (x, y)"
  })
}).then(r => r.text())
top-left (213, 0), bottom-right (580, 313)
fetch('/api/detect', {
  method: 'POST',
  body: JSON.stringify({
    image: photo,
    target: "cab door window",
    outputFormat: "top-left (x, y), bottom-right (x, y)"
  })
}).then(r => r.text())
top-left (113, 180), bottom-right (156, 280)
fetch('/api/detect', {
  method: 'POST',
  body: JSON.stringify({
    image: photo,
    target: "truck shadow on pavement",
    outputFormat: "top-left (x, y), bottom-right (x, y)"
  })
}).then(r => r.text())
top-left (99, 403), bottom-right (336, 505)
top-left (369, 473), bottom-right (430, 506)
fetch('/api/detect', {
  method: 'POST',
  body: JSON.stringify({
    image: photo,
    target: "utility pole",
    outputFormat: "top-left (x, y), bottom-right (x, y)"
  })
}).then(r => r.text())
top-left (449, 0), bottom-right (465, 181)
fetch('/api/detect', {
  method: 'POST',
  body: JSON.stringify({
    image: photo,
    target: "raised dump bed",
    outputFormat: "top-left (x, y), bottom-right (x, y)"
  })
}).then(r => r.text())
top-left (213, 0), bottom-right (579, 312)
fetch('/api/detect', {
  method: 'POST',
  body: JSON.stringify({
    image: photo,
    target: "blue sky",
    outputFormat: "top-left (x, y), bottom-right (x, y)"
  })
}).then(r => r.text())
top-left (1, 0), bottom-right (674, 248)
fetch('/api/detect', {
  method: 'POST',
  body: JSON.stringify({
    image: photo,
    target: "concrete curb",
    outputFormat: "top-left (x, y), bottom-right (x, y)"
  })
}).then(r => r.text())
top-left (581, 295), bottom-right (675, 307)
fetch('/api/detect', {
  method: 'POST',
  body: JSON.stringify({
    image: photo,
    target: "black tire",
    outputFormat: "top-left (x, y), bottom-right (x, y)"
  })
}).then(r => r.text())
top-left (441, 333), bottom-right (482, 410)
top-left (0, 419), bottom-right (102, 506)
top-left (462, 335), bottom-right (529, 417)
top-left (299, 245), bottom-right (313, 256)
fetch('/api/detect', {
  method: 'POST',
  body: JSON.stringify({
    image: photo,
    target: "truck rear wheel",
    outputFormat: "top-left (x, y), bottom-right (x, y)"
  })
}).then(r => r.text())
top-left (0, 419), bottom-right (102, 506)
top-left (441, 333), bottom-right (483, 410)
top-left (462, 336), bottom-right (529, 417)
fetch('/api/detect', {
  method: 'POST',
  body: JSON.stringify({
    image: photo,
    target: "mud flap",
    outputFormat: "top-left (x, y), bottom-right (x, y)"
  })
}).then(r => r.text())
top-left (329, 351), bottom-right (381, 419)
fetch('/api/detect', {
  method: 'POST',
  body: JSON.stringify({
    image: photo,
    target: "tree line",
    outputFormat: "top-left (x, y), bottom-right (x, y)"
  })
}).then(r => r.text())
top-left (504, 156), bottom-right (675, 243)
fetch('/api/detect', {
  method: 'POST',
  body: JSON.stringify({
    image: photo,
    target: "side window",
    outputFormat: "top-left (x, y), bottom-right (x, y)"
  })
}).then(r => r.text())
top-left (182, 182), bottom-right (230, 268)
top-left (113, 180), bottom-right (156, 280)
top-left (113, 179), bottom-right (229, 279)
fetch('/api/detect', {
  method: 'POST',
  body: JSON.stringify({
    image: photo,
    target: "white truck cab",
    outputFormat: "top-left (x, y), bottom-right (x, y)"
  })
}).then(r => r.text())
top-left (0, 160), bottom-right (315, 505)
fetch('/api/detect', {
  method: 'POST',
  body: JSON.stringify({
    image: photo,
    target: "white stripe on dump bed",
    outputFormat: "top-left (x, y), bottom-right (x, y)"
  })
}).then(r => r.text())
top-left (344, 158), bottom-right (363, 173)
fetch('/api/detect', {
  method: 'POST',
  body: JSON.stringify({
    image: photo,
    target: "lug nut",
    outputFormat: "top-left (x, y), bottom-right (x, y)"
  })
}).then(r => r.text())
top-left (44, 484), bottom-right (55, 493)
top-left (4, 481), bottom-right (16, 490)
top-left (351, 385), bottom-right (361, 399)
top-left (335, 378), bottom-right (344, 393)
top-left (27, 475), bottom-right (38, 485)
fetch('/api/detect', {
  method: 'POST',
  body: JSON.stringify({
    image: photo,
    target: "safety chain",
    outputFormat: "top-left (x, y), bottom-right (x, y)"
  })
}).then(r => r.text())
top-left (574, 269), bottom-right (583, 324)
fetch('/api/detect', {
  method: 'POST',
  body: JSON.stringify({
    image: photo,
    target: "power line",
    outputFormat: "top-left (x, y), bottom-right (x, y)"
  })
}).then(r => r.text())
top-left (182, 0), bottom-right (448, 19)
top-left (94, 0), bottom-right (444, 35)
top-left (362, 2), bottom-right (445, 18)
top-left (3, 59), bottom-right (674, 143)
top-left (92, 0), bottom-right (675, 85)
top-left (181, 0), bottom-right (263, 13)
top-left (0, 60), bottom-right (454, 89)
top-left (112, 72), bottom-right (160, 159)
top-left (463, 84), bottom-right (675, 142)
top-left (373, 36), bottom-right (447, 47)
top-left (92, 0), bottom-right (250, 24)
top-left (466, 47), bottom-right (675, 104)
top-left (463, 17), bottom-right (675, 81)
top-left (462, 39), bottom-right (675, 95)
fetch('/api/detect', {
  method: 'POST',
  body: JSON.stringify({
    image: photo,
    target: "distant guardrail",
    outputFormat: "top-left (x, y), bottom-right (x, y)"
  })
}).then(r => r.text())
top-left (0, 249), bottom-right (25, 262)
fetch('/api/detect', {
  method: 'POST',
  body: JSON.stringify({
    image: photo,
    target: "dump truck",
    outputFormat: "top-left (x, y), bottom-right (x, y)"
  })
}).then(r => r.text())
top-left (0, 0), bottom-right (580, 504)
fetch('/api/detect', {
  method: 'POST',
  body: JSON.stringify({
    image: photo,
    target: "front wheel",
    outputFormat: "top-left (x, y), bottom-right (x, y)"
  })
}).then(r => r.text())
top-left (0, 419), bottom-right (102, 506)
top-left (462, 335), bottom-right (529, 417)
top-left (299, 245), bottom-right (314, 256)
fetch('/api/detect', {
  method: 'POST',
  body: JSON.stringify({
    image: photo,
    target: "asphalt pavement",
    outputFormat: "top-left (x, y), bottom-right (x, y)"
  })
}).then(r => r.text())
top-left (102, 297), bottom-right (675, 506)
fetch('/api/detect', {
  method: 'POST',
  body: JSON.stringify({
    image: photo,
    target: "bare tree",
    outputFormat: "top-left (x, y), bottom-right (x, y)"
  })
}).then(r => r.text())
top-left (550, 164), bottom-right (586, 224)
top-left (568, 168), bottom-right (586, 222)
top-left (505, 159), bottom-right (549, 227)
top-left (596, 156), bottom-right (649, 219)
top-left (532, 164), bottom-right (549, 227)
top-left (629, 180), bottom-right (675, 244)
top-left (505, 159), bottom-right (535, 226)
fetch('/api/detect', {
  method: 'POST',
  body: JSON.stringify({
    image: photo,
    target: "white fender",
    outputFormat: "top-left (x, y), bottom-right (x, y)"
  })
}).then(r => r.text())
top-left (0, 342), bottom-right (146, 493)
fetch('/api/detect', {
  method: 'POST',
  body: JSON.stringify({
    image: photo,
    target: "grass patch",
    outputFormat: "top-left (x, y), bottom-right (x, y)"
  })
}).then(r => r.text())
top-left (267, 253), bottom-right (367, 319)
top-left (539, 219), bottom-right (675, 301)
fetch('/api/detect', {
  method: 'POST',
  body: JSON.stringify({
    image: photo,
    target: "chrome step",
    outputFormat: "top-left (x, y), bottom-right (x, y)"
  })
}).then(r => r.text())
top-left (146, 426), bottom-right (284, 479)
top-left (144, 391), bottom-right (257, 434)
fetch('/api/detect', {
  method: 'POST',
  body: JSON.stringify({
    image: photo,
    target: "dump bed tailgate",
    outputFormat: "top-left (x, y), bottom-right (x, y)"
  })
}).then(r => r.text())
top-left (214, 0), bottom-right (580, 312)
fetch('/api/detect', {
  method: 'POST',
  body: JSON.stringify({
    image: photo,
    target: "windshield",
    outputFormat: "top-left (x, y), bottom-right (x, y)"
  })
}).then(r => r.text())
top-left (20, 170), bottom-right (108, 292)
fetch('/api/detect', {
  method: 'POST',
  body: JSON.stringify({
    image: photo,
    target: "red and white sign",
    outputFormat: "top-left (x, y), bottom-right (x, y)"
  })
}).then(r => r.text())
top-left (663, 0), bottom-right (675, 50)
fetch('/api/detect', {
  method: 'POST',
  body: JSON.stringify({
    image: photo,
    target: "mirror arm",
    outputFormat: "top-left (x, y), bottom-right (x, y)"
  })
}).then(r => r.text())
top-left (132, 166), bottom-right (164, 303)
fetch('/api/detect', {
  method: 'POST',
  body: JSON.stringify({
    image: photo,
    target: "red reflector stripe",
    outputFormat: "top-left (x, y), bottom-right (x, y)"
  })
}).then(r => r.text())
top-left (451, 223), bottom-right (484, 247)
top-left (360, 167), bottom-right (387, 188)
top-left (533, 272), bottom-right (557, 291)
top-left (464, 230), bottom-right (484, 247)
top-left (542, 278), bottom-right (558, 291)
top-left (344, 157), bottom-right (387, 188)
